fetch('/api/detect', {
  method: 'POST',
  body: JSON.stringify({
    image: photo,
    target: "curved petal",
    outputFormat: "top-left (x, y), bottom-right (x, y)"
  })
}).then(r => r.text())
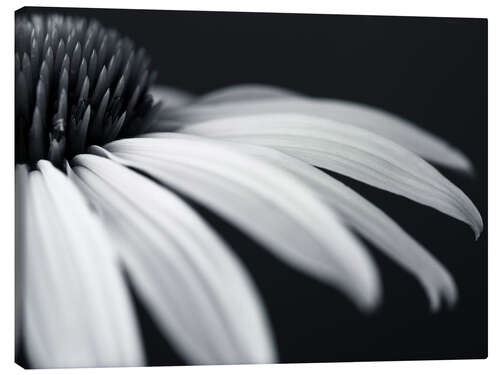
top-left (197, 84), bottom-right (298, 104)
top-left (94, 136), bottom-right (381, 312)
top-left (161, 89), bottom-right (473, 172)
top-left (71, 154), bottom-right (276, 365)
top-left (175, 114), bottom-right (482, 238)
top-left (19, 161), bottom-right (144, 368)
top-left (152, 138), bottom-right (455, 311)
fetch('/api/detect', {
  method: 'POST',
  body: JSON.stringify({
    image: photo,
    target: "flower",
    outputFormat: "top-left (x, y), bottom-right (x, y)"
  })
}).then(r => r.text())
top-left (15, 14), bottom-right (483, 369)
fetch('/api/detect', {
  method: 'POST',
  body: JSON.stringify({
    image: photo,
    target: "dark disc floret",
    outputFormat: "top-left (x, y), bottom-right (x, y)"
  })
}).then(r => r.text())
top-left (15, 14), bottom-right (160, 167)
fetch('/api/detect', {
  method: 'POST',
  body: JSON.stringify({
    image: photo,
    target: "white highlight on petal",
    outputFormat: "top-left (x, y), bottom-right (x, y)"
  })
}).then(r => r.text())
top-left (71, 154), bottom-right (276, 365)
top-left (161, 86), bottom-right (473, 172)
top-left (19, 161), bottom-right (144, 368)
top-left (146, 137), bottom-right (455, 311)
top-left (97, 135), bottom-right (381, 312)
top-left (176, 114), bottom-right (482, 238)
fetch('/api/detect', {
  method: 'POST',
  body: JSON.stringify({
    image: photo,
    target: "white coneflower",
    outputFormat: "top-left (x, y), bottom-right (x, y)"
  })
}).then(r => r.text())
top-left (15, 14), bottom-right (483, 369)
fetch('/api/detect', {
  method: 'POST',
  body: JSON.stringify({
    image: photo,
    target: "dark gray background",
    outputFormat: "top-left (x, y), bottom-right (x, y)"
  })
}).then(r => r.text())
top-left (18, 7), bottom-right (488, 366)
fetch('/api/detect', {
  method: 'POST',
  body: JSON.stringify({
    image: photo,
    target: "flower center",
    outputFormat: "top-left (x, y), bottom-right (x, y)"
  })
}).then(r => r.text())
top-left (15, 14), bottom-right (159, 167)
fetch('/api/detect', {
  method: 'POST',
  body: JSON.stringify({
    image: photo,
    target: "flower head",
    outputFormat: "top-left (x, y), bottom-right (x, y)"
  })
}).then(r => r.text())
top-left (15, 13), bottom-right (483, 369)
top-left (15, 14), bottom-right (158, 167)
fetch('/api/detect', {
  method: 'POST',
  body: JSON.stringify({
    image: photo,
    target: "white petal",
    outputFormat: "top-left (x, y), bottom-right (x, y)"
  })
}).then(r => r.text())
top-left (160, 139), bottom-right (455, 311)
top-left (163, 91), bottom-right (473, 172)
top-left (197, 84), bottom-right (298, 104)
top-left (71, 155), bottom-right (276, 365)
top-left (175, 114), bottom-right (482, 238)
top-left (96, 136), bottom-right (381, 311)
top-left (19, 161), bottom-right (144, 368)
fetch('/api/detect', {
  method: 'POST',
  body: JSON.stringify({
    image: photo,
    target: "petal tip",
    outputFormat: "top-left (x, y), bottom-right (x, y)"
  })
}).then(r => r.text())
top-left (355, 272), bottom-right (383, 314)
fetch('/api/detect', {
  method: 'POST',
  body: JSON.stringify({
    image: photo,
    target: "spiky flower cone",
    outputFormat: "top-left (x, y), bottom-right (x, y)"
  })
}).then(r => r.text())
top-left (15, 14), bottom-right (159, 167)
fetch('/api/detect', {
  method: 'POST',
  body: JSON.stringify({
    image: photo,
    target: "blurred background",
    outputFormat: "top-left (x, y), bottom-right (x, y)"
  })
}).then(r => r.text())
top-left (18, 7), bottom-right (488, 366)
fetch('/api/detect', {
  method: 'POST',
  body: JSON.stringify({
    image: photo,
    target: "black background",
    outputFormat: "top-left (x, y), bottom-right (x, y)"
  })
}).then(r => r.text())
top-left (19, 7), bottom-right (488, 366)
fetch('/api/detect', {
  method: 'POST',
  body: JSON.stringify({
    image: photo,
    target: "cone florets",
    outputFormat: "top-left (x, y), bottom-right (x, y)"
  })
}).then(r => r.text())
top-left (15, 14), bottom-right (160, 166)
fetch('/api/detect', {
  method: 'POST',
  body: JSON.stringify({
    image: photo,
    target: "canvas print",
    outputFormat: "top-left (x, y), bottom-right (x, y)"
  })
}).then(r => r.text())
top-left (15, 7), bottom-right (487, 369)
